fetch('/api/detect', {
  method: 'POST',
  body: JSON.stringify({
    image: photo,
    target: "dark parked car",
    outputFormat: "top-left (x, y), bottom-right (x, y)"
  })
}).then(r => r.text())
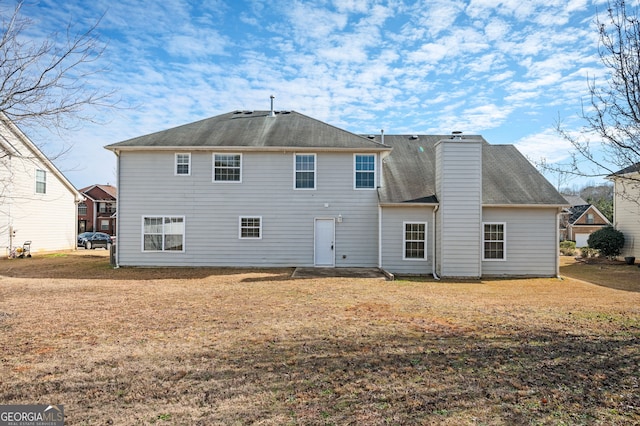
top-left (78, 232), bottom-right (112, 249)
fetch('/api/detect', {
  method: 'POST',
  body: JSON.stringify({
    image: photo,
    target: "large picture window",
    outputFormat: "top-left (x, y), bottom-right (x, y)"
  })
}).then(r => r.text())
top-left (295, 154), bottom-right (316, 189)
top-left (354, 154), bottom-right (376, 189)
top-left (175, 153), bottom-right (191, 176)
top-left (35, 169), bottom-right (46, 194)
top-left (483, 222), bottom-right (506, 260)
top-left (213, 154), bottom-right (242, 182)
top-left (404, 222), bottom-right (427, 260)
top-left (239, 216), bottom-right (262, 239)
top-left (143, 216), bottom-right (185, 251)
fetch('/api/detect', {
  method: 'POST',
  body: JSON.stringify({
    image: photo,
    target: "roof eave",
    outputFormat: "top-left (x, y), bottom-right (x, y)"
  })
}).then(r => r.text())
top-left (105, 145), bottom-right (391, 153)
top-left (483, 203), bottom-right (569, 208)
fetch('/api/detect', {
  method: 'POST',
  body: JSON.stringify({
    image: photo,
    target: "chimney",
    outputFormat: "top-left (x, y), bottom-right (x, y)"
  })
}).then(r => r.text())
top-left (434, 135), bottom-right (483, 278)
top-left (270, 95), bottom-right (275, 117)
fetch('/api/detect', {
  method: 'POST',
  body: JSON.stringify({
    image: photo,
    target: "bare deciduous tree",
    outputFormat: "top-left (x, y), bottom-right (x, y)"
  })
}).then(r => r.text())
top-left (551, 0), bottom-right (640, 188)
top-left (0, 1), bottom-right (113, 131)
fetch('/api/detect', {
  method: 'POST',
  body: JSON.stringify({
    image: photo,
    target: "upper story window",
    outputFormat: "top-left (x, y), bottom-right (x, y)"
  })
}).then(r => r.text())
top-left (483, 222), bottom-right (506, 261)
top-left (295, 154), bottom-right (316, 189)
top-left (354, 154), bottom-right (376, 189)
top-left (99, 203), bottom-right (116, 214)
top-left (175, 153), bottom-right (191, 176)
top-left (586, 213), bottom-right (594, 224)
top-left (35, 169), bottom-right (46, 194)
top-left (213, 154), bottom-right (242, 182)
top-left (78, 203), bottom-right (87, 216)
top-left (404, 222), bottom-right (427, 260)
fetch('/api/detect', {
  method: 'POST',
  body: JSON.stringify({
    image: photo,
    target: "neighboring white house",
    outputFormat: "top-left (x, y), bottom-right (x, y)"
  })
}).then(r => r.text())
top-left (105, 110), bottom-right (568, 278)
top-left (608, 163), bottom-right (640, 259)
top-left (0, 113), bottom-right (82, 254)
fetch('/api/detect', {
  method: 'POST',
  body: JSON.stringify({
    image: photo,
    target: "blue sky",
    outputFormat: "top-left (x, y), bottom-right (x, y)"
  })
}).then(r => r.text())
top-left (14, 0), bottom-right (610, 190)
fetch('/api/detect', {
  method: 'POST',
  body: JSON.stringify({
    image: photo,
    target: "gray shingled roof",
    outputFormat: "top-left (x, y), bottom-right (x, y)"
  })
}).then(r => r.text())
top-left (105, 111), bottom-right (567, 207)
top-left (105, 110), bottom-right (389, 151)
top-left (377, 135), bottom-right (568, 206)
top-left (610, 162), bottom-right (640, 176)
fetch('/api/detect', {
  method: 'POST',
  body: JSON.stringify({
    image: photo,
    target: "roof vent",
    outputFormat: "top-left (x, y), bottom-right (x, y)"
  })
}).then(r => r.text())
top-left (410, 135), bottom-right (419, 140)
top-left (367, 135), bottom-right (375, 139)
top-left (270, 95), bottom-right (276, 117)
top-left (451, 131), bottom-right (463, 140)
top-left (243, 110), bottom-right (253, 114)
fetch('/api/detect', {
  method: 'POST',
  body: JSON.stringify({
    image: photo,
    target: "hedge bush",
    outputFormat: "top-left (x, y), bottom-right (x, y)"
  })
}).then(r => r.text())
top-left (587, 226), bottom-right (625, 258)
top-left (559, 240), bottom-right (576, 256)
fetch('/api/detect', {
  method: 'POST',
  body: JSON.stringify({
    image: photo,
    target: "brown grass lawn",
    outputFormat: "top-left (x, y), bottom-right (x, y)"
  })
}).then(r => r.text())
top-left (0, 252), bottom-right (638, 425)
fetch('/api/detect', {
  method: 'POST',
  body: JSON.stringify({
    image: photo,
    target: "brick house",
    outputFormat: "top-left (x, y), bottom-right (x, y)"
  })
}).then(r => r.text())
top-left (78, 184), bottom-right (117, 235)
top-left (560, 195), bottom-right (611, 247)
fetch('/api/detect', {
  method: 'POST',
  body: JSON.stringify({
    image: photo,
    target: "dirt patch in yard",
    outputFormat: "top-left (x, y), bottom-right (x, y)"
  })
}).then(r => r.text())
top-left (1, 252), bottom-right (639, 425)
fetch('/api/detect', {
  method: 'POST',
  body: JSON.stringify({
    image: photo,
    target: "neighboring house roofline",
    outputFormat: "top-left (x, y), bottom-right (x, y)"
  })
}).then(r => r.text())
top-left (0, 112), bottom-right (82, 202)
top-left (571, 205), bottom-right (611, 225)
top-left (79, 184), bottom-right (117, 201)
top-left (606, 162), bottom-right (640, 179)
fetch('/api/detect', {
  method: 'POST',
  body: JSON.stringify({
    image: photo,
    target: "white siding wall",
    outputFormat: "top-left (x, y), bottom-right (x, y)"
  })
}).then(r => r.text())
top-left (0, 130), bottom-right (77, 253)
top-left (613, 178), bottom-right (640, 258)
top-left (117, 151), bottom-right (380, 267)
top-left (380, 205), bottom-right (434, 275)
top-left (435, 139), bottom-right (483, 278)
top-left (482, 207), bottom-right (559, 277)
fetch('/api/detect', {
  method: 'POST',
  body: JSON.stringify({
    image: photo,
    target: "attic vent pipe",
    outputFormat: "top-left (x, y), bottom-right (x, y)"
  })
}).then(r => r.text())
top-left (270, 95), bottom-right (275, 117)
top-left (381, 129), bottom-right (384, 145)
top-left (451, 131), bottom-right (463, 140)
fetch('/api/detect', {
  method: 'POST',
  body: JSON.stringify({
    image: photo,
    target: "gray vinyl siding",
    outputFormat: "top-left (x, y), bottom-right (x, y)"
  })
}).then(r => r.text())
top-left (380, 205), bottom-right (434, 275)
top-left (481, 207), bottom-right (558, 277)
top-left (435, 140), bottom-right (483, 278)
top-left (116, 151), bottom-right (379, 267)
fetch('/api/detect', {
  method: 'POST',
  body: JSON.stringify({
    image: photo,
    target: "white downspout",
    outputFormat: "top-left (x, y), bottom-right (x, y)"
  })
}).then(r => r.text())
top-left (114, 150), bottom-right (121, 268)
top-left (378, 205), bottom-right (382, 269)
top-left (432, 204), bottom-right (440, 280)
top-left (556, 208), bottom-right (561, 278)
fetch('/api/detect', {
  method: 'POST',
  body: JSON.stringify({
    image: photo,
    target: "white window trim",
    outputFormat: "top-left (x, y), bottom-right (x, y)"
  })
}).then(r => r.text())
top-left (293, 153), bottom-right (317, 190)
top-left (403, 221), bottom-right (428, 261)
top-left (141, 215), bottom-right (186, 252)
top-left (482, 222), bottom-right (507, 261)
top-left (175, 153), bottom-right (191, 176)
top-left (239, 216), bottom-right (262, 239)
top-left (213, 153), bottom-right (242, 183)
top-left (35, 169), bottom-right (46, 194)
top-left (353, 154), bottom-right (376, 190)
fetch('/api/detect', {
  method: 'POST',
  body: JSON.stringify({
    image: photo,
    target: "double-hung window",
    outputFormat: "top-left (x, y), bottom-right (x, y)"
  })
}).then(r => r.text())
top-left (78, 203), bottom-right (87, 216)
top-left (483, 222), bottom-right (506, 260)
top-left (404, 222), bottom-right (427, 260)
top-left (354, 154), bottom-right (376, 189)
top-left (213, 153), bottom-right (242, 182)
top-left (295, 154), bottom-right (316, 189)
top-left (35, 169), bottom-right (46, 194)
top-left (175, 153), bottom-right (191, 176)
top-left (239, 216), bottom-right (262, 239)
top-left (142, 216), bottom-right (185, 252)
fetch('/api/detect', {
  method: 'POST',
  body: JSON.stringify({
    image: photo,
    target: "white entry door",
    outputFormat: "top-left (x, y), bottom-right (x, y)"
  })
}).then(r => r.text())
top-left (314, 218), bottom-right (335, 266)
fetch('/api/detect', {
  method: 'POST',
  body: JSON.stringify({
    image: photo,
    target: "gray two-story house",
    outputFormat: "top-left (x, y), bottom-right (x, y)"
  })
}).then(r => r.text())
top-left (106, 110), bottom-right (567, 278)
